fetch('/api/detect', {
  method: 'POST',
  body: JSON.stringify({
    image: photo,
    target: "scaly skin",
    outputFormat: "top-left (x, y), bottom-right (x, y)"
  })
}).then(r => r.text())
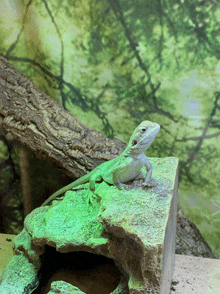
top-left (41, 121), bottom-right (160, 206)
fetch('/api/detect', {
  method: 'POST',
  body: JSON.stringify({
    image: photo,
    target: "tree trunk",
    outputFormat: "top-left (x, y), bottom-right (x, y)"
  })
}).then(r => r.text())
top-left (16, 144), bottom-right (32, 216)
top-left (0, 55), bottom-right (125, 179)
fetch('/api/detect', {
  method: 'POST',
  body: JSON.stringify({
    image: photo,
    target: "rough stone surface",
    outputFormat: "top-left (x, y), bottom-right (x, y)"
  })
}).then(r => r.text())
top-left (1, 157), bottom-right (178, 294)
top-left (48, 281), bottom-right (86, 293)
top-left (0, 254), bottom-right (38, 294)
top-left (46, 277), bottom-right (129, 294)
top-left (171, 254), bottom-right (220, 294)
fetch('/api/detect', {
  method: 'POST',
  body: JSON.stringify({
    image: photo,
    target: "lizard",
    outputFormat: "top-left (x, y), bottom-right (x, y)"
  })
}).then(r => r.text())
top-left (41, 120), bottom-right (160, 206)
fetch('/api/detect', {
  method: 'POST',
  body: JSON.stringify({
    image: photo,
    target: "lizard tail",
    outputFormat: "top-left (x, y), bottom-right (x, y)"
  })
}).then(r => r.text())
top-left (41, 173), bottom-right (91, 206)
top-left (41, 184), bottom-right (72, 206)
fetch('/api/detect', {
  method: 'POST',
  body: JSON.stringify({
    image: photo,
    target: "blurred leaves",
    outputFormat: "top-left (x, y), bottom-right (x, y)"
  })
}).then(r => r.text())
top-left (0, 0), bottom-right (220, 255)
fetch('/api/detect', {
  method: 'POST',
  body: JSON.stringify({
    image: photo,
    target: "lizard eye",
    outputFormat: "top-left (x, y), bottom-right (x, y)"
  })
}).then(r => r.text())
top-left (132, 139), bottom-right (138, 146)
top-left (141, 127), bottom-right (147, 132)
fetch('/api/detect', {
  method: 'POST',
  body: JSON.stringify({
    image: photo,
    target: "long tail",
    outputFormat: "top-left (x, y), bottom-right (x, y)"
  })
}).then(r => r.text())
top-left (41, 173), bottom-right (91, 206)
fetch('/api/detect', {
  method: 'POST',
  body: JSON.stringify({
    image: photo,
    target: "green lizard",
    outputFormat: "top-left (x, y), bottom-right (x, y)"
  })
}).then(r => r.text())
top-left (41, 120), bottom-right (160, 206)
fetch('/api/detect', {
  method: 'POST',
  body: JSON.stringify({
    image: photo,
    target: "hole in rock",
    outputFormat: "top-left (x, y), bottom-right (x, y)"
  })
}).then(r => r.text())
top-left (33, 246), bottom-right (122, 294)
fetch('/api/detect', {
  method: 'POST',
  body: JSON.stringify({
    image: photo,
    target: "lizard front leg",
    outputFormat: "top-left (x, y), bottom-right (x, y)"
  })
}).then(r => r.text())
top-left (111, 159), bottom-right (133, 189)
top-left (112, 172), bottom-right (124, 189)
top-left (142, 157), bottom-right (154, 187)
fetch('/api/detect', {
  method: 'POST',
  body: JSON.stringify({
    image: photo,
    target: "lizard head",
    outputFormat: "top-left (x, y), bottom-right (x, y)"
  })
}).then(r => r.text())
top-left (129, 120), bottom-right (160, 153)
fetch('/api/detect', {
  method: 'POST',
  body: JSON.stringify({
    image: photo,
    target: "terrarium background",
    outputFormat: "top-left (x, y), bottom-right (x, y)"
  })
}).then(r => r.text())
top-left (0, 0), bottom-right (220, 257)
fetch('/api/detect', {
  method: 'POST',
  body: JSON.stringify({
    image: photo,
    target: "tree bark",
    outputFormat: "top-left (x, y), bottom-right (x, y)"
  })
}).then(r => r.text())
top-left (0, 55), bottom-right (125, 179)
top-left (16, 144), bottom-right (32, 216)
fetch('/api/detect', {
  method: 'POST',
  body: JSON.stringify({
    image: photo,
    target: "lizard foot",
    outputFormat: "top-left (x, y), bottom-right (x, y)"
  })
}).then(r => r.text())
top-left (142, 182), bottom-right (156, 188)
top-left (117, 186), bottom-right (126, 191)
top-left (87, 190), bottom-right (101, 206)
top-left (114, 183), bottom-right (126, 190)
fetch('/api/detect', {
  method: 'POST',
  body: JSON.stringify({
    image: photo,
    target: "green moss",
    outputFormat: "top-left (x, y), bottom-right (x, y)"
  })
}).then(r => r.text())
top-left (42, 189), bottom-right (108, 248)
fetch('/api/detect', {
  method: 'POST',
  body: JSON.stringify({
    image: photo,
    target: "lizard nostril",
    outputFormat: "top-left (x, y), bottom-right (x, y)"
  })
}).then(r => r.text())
top-left (132, 140), bottom-right (138, 146)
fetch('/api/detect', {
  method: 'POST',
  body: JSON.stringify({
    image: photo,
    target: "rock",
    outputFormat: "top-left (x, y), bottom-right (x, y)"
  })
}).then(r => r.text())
top-left (48, 281), bottom-right (85, 293)
top-left (0, 157), bottom-right (179, 294)
top-left (0, 253), bottom-right (38, 294)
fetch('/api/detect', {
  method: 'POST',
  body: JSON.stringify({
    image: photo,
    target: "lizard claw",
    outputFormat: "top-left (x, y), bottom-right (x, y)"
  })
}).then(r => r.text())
top-left (142, 182), bottom-right (155, 188)
top-left (87, 190), bottom-right (101, 206)
top-left (118, 186), bottom-right (125, 191)
top-left (114, 182), bottom-right (125, 190)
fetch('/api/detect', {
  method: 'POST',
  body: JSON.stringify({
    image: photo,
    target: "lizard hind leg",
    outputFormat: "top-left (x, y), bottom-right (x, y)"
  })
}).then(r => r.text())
top-left (87, 171), bottom-right (102, 205)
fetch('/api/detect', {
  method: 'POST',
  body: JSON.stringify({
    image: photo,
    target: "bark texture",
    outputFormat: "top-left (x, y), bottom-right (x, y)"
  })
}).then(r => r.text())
top-left (16, 144), bottom-right (32, 216)
top-left (0, 56), bottom-right (125, 179)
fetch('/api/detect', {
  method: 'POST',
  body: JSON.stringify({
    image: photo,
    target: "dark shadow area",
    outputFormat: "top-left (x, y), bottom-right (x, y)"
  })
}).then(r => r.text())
top-left (33, 246), bottom-right (122, 294)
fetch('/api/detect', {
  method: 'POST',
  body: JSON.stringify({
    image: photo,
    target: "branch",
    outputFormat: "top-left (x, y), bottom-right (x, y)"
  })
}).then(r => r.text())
top-left (182, 92), bottom-right (220, 168)
top-left (0, 132), bottom-right (19, 181)
top-left (41, 0), bottom-right (65, 108)
top-left (0, 56), bottom-right (126, 179)
top-left (108, 0), bottom-right (152, 82)
top-left (148, 105), bottom-right (178, 122)
top-left (4, 55), bottom-right (114, 137)
top-left (5, 0), bottom-right (33, 59)
top-left (177, 131), bottom-right (220, 142)
top-left (109, 0), bottom-right (178, 123)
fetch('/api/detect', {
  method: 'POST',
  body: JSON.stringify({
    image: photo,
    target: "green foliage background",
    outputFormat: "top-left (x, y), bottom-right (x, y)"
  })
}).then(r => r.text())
top-left (0, 0), bottom-right (220, 256)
